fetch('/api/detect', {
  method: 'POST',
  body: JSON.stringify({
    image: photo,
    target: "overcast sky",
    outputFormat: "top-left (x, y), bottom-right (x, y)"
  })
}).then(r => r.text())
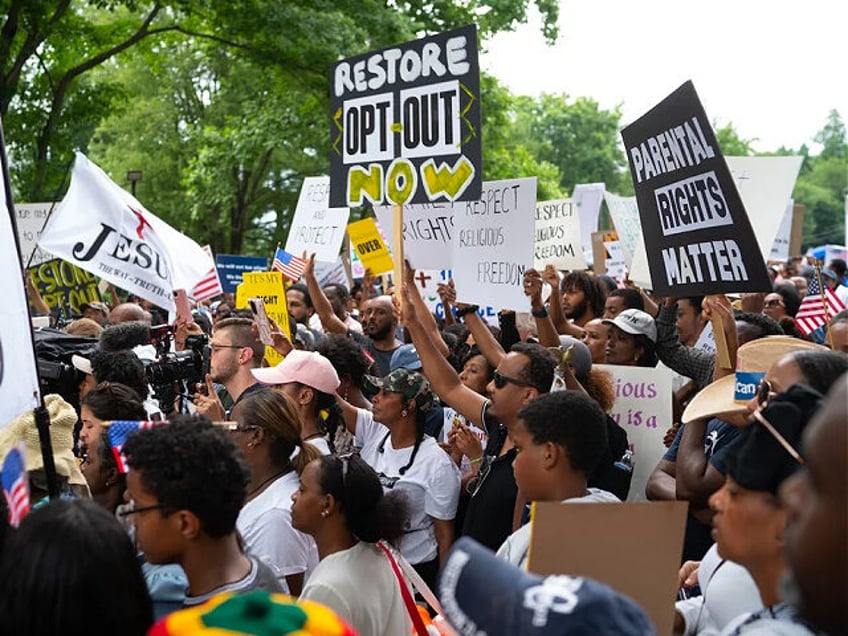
top-left (481, 0), bottom-right (847, 153)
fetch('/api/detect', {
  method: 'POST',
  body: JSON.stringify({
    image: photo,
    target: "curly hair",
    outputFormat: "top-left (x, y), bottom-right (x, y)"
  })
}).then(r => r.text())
top-left (561, 271), bottom-right (607, 318)
top-left (90, 350), bottom-right (148, 401)
top-left (584, 368), bottom-right (615, 413)
top-left (316, 454), bottom-right (408, 546)
top-left (773, 282), bottom-right (803, 317)
top-left (510, 342), bottom-right (556, 394)
top-left (81, 382), bottom-right (146, 421)
top-left (790, 350), bottom-right (848, 395)
top-left (517, 391), bottom-right (609, 475)
top-left (317, 334), bottom-right (372, 388)
top-left (123, 415), bottom-right (249, 539)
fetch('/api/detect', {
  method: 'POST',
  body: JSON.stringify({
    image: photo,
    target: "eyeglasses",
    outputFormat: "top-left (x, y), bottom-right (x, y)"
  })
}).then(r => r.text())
top-left (118, 500), bottom-right (168, 517)
top-left (210, 343), bottom-right (245, 353)
top-left (763, 299), bottom-right (784, 308)
top-left (493, 370), bottom-right (533, 390)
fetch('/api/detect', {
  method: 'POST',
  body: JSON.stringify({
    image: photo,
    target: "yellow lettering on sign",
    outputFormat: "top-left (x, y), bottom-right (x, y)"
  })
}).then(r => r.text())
top-left (420, 156), bottom-right (475, 201)
top-left (347, 164), bottom-right (383, 207)
top-left (385, 159), bottom-right (416, 206)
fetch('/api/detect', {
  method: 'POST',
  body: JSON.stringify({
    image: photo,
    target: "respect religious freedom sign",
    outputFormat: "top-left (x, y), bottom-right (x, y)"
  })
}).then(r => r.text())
top-left (620, 81), bottom-right (770, 296)
top-left (329, 25), bottom-right (481, 207)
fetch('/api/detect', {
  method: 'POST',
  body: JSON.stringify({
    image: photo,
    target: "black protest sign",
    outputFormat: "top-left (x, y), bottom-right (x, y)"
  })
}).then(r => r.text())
top-left (620, 81), bottom-right (771, 296)
top-left (329, 24), bottom-right (481, 208)
top-left (27, 257), bottom-right (102, 316)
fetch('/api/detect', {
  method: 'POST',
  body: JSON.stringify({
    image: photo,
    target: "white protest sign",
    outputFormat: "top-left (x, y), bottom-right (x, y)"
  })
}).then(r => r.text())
top-left (726, 156), bottom-right (803, 261)
top-left (1, 175), bottom-right (41, 428)
top-left (603, 233), bottom-right (627, 281)
top-left (414, 268), bottom-right (498, 326)
top-left (769, 199), bottom-right (794, 262)
top-left (596, 364), bottom-right (673, 501)
top-left (374, 202), bottom-right (454, 270)
top-left (313, 259), bottom-right (350, 288)
top-left (452, 178), bottom-right (536, 310)
top-left (286, 176), bottom-right (350, 263)
top-left (604, 192), bottom-right (643, 267)
top-left (15, 202), bottom-right (55, 266)
top-left (693, 320), bottom-right (716, 355)
top-left (572, 183), bottom-right (605, 264)
top-left (534, 199), bottom-right (585, 270)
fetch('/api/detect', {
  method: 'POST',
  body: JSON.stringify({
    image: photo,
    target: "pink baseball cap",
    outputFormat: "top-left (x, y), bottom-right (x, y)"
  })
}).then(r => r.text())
top-left (251, 350), bottom-right (340, 394)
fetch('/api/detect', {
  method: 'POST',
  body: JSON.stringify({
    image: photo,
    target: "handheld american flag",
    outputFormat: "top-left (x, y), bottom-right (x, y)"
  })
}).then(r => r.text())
top-left (108, 421), bottom-right (162, 474)
top-left (272, 247), bottom-right (308, 282)
top-left (794, 271), bottom-right (845, 335)
top-left (2, 445), bottom-right (30, 527)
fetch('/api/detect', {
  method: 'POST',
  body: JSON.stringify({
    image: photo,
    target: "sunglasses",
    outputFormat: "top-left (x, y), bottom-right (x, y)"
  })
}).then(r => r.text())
top-left (493, 370), bottom-right (534, 390)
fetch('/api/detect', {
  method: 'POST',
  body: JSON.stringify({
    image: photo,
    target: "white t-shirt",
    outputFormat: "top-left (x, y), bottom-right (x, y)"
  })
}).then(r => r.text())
top-left (355, 408), bottom-right (460, 564)
top-left (496, 489), bottom-right (621, 569)
top-left (236, 472), bottom-right (319, 588)
top-left (300, 542), bottom-right (412, 636)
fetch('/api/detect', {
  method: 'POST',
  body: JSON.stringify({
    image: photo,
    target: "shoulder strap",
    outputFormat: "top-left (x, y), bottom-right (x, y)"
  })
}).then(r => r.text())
top-left (377, 541), bottom-right (430, 636)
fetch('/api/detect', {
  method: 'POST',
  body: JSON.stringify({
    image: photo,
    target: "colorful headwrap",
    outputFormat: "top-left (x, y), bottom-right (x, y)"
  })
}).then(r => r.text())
top-left (147, 590), bottom-right (359, 636)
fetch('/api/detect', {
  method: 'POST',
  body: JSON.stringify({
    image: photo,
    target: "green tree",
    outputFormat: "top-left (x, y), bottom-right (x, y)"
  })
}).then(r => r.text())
top-left (714, 122), bottom-right (756, 156)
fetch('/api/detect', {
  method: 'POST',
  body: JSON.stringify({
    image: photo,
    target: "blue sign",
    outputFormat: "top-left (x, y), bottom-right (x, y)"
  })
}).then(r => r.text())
top-left (216, 254), bottom-right (269, 293)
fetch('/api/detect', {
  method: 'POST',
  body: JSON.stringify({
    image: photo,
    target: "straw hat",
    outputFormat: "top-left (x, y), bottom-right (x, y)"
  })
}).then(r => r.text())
top-left (0, 394), bottom-right (86, 485)
top-left (682, 336), bottom-right (826, 424)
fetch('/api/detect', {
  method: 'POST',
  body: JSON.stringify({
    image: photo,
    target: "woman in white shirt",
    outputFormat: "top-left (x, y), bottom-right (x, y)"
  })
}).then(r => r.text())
top-left (292, 454), bottom-right (412, 636)
top-left (229, 389), bottom-right (322, 595)
top-left (338, 368), bottom-right (461, 588)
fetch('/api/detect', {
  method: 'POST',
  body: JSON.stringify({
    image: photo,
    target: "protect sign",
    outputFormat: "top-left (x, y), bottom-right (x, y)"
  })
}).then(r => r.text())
top-left (329, 25), bottom-right (481, 207)
top-left (621, 81), bottom-right (771, 296)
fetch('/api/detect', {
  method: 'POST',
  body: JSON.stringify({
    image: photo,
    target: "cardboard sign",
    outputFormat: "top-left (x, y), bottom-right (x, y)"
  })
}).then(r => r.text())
top-left (347, 218), bottom-right (394, 275)
top-left (215, 254), bottom-right (269, 294)
top-left (235, 271), bottom-right (289, 367)
top-left (572, 183), bottom-right (606, 265)
top-left (534, 199), bottom-right (585, 270)
top-left (595, 364), bottom-right (673, 502)
top-left (285, 176), bottom-right (350, 263)
top-left (452, 178), bottom-right (536, 310)
top-left (414, 268), bottom-right (498, 326)
top-left (329, 25), bottom-right (481, 207)
top-left (15, 202), bottom-right (54, 266)
top-left (603, 192), bottom-right (642, 267)
top-left (527, 500), bottom-right (688, 636)
top-left (374, 201), bottom-right (454, 270)
top-left (726, 155), bottom-right (803, 261)
top-left (26, 258), bottom-right (102, 316)
top-left (621, 81), bottom-right (771, 296)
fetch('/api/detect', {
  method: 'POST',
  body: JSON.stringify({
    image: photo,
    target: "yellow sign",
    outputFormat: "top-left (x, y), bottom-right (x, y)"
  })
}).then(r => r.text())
top-left (346, 218), bottom-right (394, 275)
top-left (235, 271), bottom-right (290, 367)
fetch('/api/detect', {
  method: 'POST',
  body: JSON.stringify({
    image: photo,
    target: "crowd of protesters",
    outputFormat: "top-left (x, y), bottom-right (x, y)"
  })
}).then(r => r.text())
top-left (1, 251), bottom-right (846, 636)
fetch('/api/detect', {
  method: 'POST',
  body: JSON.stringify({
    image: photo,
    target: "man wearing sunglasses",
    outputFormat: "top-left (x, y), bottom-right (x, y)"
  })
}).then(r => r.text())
top-left (400, 283), bottom-right (556, 551)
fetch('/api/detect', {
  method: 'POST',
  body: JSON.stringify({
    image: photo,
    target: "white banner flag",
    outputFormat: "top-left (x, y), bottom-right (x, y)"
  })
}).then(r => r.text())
top-left (38, 153), bottom-right (213, 313)
top-left (0, 166), bottom-right (41, 428)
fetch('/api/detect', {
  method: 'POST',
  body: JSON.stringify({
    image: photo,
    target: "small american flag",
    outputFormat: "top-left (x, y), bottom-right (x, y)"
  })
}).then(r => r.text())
top-left (108, 420), bottom-right (162, 474)
top-left (191, 245), bottom-right (224, 302)
top-left (272, 247), bottom-right (308, 282)
top-left (794, 272), bottom-right (846, 335)
top-left (2, 445), bottom-right (30, 527)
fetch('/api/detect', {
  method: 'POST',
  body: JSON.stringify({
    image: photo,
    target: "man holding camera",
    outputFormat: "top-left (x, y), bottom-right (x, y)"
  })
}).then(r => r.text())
top-left (193, 317), bottom-right (265, 420)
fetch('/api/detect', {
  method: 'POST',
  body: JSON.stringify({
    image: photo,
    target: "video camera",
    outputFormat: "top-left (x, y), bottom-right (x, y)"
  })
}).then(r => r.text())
top-left (144, 325), bottom-right (210, 415)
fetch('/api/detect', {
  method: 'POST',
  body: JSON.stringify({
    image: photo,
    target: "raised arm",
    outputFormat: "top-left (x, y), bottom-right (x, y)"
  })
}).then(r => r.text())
top-left (524, 268), bottom-right (560, 348)
top-left (303, 253), bottom-right (347, 334)
top-left (542, 265), bottom-right (584, 338)
top-left (462, 309), bottom-right (506, 369)
top-left (437, 279), bottom-right (457, 327)
top-left (400, 283), bottom-right (486, 428)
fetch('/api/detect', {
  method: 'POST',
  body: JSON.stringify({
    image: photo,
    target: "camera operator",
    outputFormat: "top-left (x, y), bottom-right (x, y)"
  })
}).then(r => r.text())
top-left (193, 317), bottom-right (264, 420)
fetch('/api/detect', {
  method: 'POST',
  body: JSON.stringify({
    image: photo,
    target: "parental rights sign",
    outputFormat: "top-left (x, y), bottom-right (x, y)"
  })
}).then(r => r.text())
top-left (329, 25), bottom-right (481, 207)
top-left (621, 81), bottom-right (770, 296)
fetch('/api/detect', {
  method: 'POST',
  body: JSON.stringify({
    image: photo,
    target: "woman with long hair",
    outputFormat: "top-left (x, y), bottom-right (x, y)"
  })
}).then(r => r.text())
top-left (230, 389), bottom-right (322, 596)
top-left (78, 381), bottom-right (145, 450)
top-left (337, 369), bottom-right (461, 588)
top-left (292, 454), bottom-right (412, 635)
